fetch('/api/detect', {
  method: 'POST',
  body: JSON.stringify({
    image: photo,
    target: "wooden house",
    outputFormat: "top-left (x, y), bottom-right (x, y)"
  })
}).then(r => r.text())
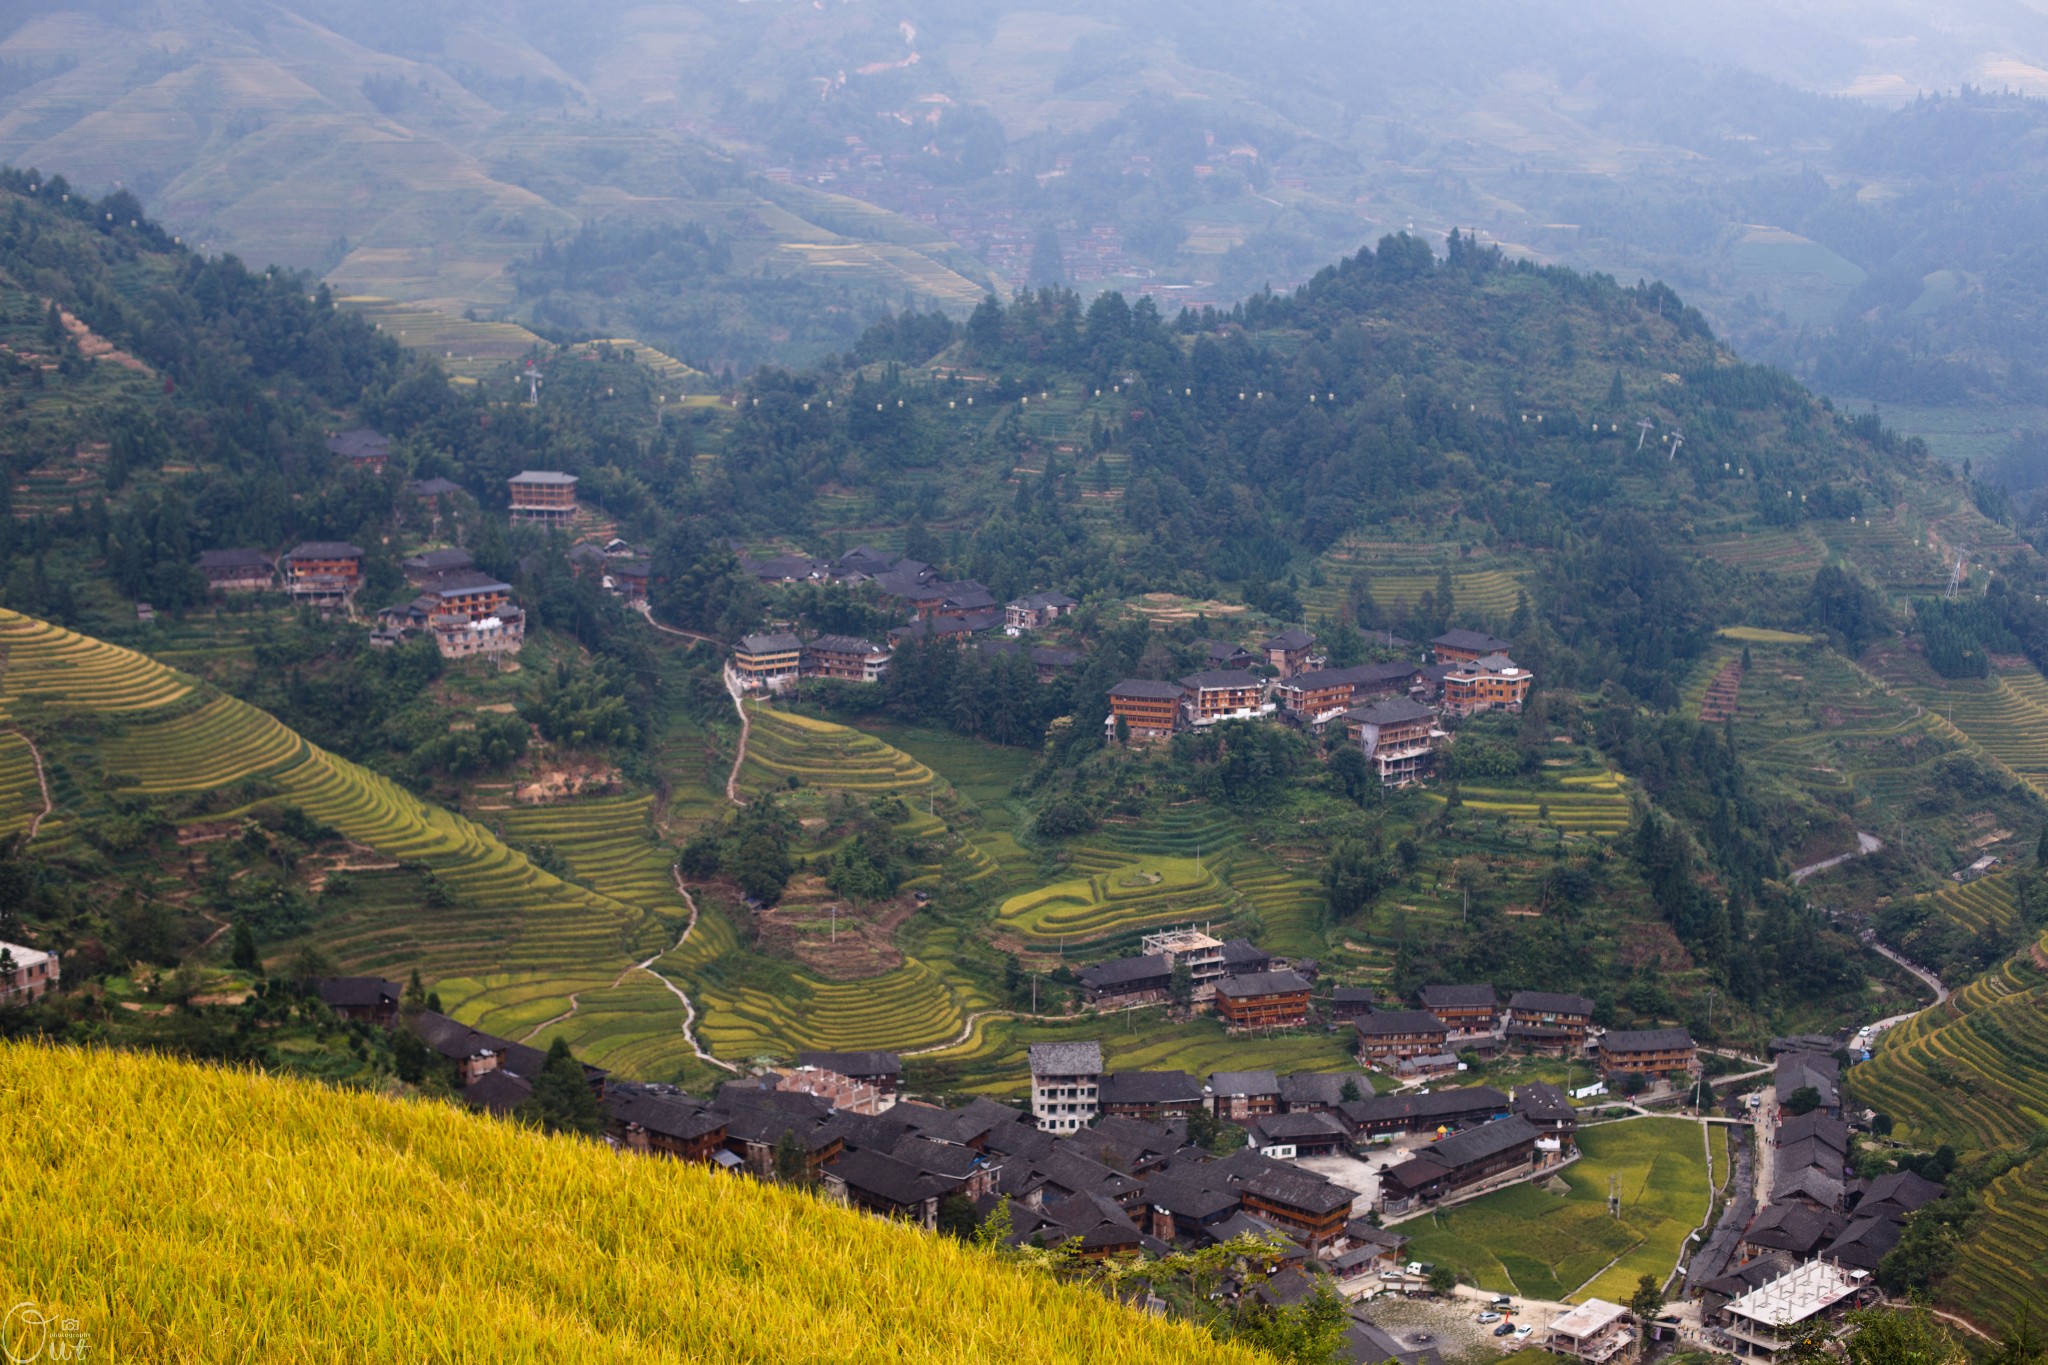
top-left (401, 547), bottom-right (474, 585)
top-left (327, 428), bottom-right (392, 472)
top-left (1347, 698), bottom-right (1438, 787)
top-left (1098, 1071), bottom-right (1205, 1121)
top-left (1431, 628), bottom-right (1511, 665)
top-left (1260, 628), bottom-right (1317, 679)
top-left (1108, 679), bottom-right (1183, 741)
top-left (1377, 1115), bottom-right (1542, 1212)
top-left (195, 548), bottom-right (275, 592)
top-left (1239, 1168), bottom-right (1354, 1253)
top-left (282, 542), bottom-right (364, 602)
top-left (1417, 983), bottom-right (1499, 1033)
top-left (1208, 1069), bottom-right (1283, 1120)
top-left (507, 470), bottom-right (578, 525)
top-left (1352, 1009), bottom-right (1450, 1067)
top-left (733, 632), bottom-right (803, 691)
top-left (407, 476), bottom-right (463, 505)
top-left (1076, 953), bottom-right (1173, 1006)
top-left (1597, 1027), bottom-right (1698, 1077)
top-left (1505, 991), bottom-right (1596, 1051)
top-left (1442, 653), bottom-right (1534, 717)
top-left (309, 977), bottom-right (401, 1027)
top-left (1212, 971), bottom-right (1312, 1030)
top-left (1005, 591), bottom-right (1078, 631)
top-left (803, 635), bottom-right (891, 683)
top-left (1178, 670), bottom-right (1268, 727)
top-left (605, 1084), bottom-right (730, 1163)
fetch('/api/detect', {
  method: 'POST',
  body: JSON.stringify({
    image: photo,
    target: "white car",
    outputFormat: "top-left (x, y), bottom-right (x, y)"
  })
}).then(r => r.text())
top-left (1516, 1326), bottom-right (1534, 1339)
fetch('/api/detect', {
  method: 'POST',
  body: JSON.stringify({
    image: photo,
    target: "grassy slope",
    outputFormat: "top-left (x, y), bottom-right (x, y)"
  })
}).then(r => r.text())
top-left (0, 1040), bottom-right (1268, 1364)
top-left (1399, 1118), bottom-right (1721, 1305)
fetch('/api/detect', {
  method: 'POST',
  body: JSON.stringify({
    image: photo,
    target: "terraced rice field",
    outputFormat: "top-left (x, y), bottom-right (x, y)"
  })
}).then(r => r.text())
top-left (340, 297), bottom-right (547, 381)
top-left (1298, 535), bottom-right (1528, 619)
top-left (1937, 1148), bottom-right (2048, 1334)
top-left (1691, 527), bottom-right (1826, 576)
top-left (1401, 1118), bottom-right (1720, 1304)
top-left (1849, 962), bottom-right (2048, 1154)
top-left (913, 1012), bottom-right (1359, 1098)
top-left (737, 705), bottom-right (939, 797)
top-left (1917, 874), bottom-right (2018, 938)
top-left (997, 855), bottom-right (1232, 946)
top-left (1422, 772), bottom-right (1632, 835)
top-left (1876, 658), bottom-right (2048, 794)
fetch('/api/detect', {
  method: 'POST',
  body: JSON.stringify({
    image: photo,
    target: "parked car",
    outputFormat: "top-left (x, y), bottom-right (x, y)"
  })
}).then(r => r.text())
top-left (1494, 1324), bottom-right (1518, 1338)
top-left (1379, 1271), bottom-right (1406, 1282)
top-left (1515, 1326), bottom-right (1534, 1339)
top-left (1478, 1313), bottom-right (1502, 1325)
top-left (1490, 1296), bottom-right (1513, 1308)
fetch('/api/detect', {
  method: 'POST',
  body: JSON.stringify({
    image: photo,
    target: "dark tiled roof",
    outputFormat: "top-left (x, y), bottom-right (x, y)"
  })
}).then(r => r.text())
top-left (828, 1148), bottom-right (947, 1206)
top-left (605, 1085), bottom-right (725, 1142)
top-left (1031, 646), bottom-right (1083, 668)
top-left (1263, 628), bottom-right (1316, 651)
top-left (1010, 591), bottom-right (1078, 611)
top-left (327, 428), bottom-right (391, 459)
top-left (794, 1049), bottom-right (901, 1078)
top-left (1418, 984), bottom-right (1497, 1010)
top-left (1100, 1071), bottom-right (1203, 1107)
top-left (1029, 1041), bottom-right (1103, 1076)
top-left (890, 1135), bottom-right (987, 1181)
top-left (428, 570), bottom-right (512, 597)
top-left (1278, 1073), bottom-right (1356, 1108)
top-left (1433, 628), bottom-right (1510, 653)
top-left (1249, 1110), bottom-right (1348, 1143)
top-left (1859, 1170), bottom-right (1943, 1214)
top-left (1348, 697), bottom-right (1434, 726)
top-left (1242, 1167), bottom-right (1354, 1216)
top-left (403, 548), bottom-right (474, 572)
top-left (1424, 1115), bottom-right (1538, 1168)
top-left (1512, 1082), bottom-right (1577, 1126)
top-left (509, 470), bottom-right (578, 485)
top-left (1219, 939), bottom-right (1270, 969)
top-left (408, 477), bottom-right (462, 497)
top-left (1110, 678), bottom-right (1183, 700)
top-left (1745, 1203), bottom-right (1844, 1254)
top-left (1179, 669), bottom-right (1263, 689)
top-left (1355, 1009), bottom-right (1449, 1037)
top-left (737, 632), bottom-right (803, 654)
top-left (310, 977), bottom-right (400, 1010)
top-left (1777, 1112), bottom-right (1849, 1153)
top-left (1214, 970), bottom-right (1310, 1000)
top-left (1508, 990), bottom-right (1595, 1015)
top-left (1601, 1027), bottom-right (1695, 1053)
top-left (806, 635), bottom-right (885, 656)
top-left (462, 1070), bottom-right (532, 1114)
top-left (1209, 1069), bottom-right (1281, 1097)
top-left (1827, 1216), bottom-right (1904, 1269)
top-left (286, 541), bottom-right (364, 560)
top-left (1342, 1086), bottom-right (1509, 1127)
top-left (1078, 954), bottom-right (1172, 990)
top-left (197, 548), bottom-right (273, 569)
top-left (1331, 986), bottom-right (1376, 1006)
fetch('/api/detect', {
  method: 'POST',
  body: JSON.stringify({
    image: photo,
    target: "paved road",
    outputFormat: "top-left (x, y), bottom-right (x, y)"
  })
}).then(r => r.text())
top-left (1789, 831), bottom-right (1883, 885)
top-left (1686, 1122), bottom-right (1755, 1290)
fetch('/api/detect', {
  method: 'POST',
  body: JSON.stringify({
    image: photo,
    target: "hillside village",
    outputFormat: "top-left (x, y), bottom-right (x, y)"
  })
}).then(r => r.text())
top-left (240, 961), bottom-right (1936, 1365)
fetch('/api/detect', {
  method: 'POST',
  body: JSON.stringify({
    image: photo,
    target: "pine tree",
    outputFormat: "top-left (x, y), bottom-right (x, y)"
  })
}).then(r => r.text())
top-left (229, 920), bottom-right (261, 975)
top-left (517, 1036), bottom-right (604, 1137)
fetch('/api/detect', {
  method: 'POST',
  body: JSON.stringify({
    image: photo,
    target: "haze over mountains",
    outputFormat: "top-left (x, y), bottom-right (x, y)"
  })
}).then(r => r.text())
top-left (11, 0), bottom-right (2048, 418)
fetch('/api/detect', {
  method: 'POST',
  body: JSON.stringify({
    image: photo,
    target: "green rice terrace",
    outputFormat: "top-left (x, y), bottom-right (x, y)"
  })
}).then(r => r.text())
top-left (1401, 1117), bottom-right (1727, 1306)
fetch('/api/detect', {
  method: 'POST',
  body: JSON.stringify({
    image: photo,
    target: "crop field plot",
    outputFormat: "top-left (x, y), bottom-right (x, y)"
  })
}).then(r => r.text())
top-left (737, 705), bottom-right (940, 798)
top-left (340, 297), bottom-right (547, 380)
top-left (1420, 773), bottom-right (1631, 836)
top-left (1691, 527), bottom-right (1827, 576)
top-left (998, 855), bottom-right (1233, 947)
top-left (0, 731), bottom-right (45, 839)
top-left (1938, 1147), bottom-right (2048, 1336)
top-left (1300, 535), bottom-right (1529, 619)
top-left (1400, 1118), bottom-right (1718, 1304)
top-left (1848, 973), bottom-right (2048, 1153)
top-left (1869, 650), bottom-right (2048, 794)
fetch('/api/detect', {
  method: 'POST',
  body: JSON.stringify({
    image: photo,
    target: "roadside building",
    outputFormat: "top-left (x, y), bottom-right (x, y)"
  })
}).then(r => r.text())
top-left (1198, 641), bottom-right (1260, 670)
top-left (1029, 1041), bottom-right (1103, 1134)
top-left (1245, 1111), bottom-right (1349, 1158)
top-left (803, 634), bottom-right (892, 683)
top-left (1442, 653), bottom-right (1534, 718)
top-left (195, 548), bottom-right (275, 592)
top-left (1598, 1027), bottom-right (1698, 1078)
top-left (1417, 983), bottom-right (1499, 1033)
top-left (1337, 1085), bottom-right (1509, 1140)
top-left (1329, 986), bottom-right (1375, 1022)
top-left (1098, 1071), bottom-right (1205, 1121)
top-left (1378, 1114), bottom-right (1543, 1211)
top-left (789, 1050), bottom-right (902, 1112)
top-left (1076, 954), bottom-right (1173, 1007)
top-left (605, 1084), bottom-right (730, 1164)
top-left (1261, 628), bottom-right (1318, 679)
top-left (407, 476), bottom-right (462, 505)
top-left (1347, 698), bottom-right (1439, 786)
top-left (610, 561), bottom-right (651, 603)
top-left (1716, 1260), bottom-right (1867, 1360)
top-left (1140, 927), bottom-right (1228, 986)
top-left (507, 471), bottom-right (578, 525)
top-left (733, 633), bottom-right (804, 691)
top-left (1512, 1082), bottom-right (1579, 1149)
top-left (1543, 1299), bottom-right (1634, 1365)
top-left (1179, 670), bottom-right (1269, 727)
top-left (1431, 628), bottom-right (1512, 665)
top-left (0, 942), bottom-right (60, 1003)
top-left (1213, 970), bottom-right (1312, 1030)
top-left (1774, 1050), bottom-right (1842, 1117)
top-left (1353, 1009), bottom-right (1450, 1068)
top-left (1108, 679), bottom-right (1183, 741)
top-left (1506, 991), bottom-right (1597, 1051)
top-left (1239, 1168), bottom-right (1354, 1253)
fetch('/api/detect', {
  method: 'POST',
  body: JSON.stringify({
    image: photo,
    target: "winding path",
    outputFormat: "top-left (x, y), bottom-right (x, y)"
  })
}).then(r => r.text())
top-left (633, 604), bottom-right (750, 805)
top-left (641, 867), bottom-right (738, 1073)
top-left (1863, 937), bottom-right (1949, 1032)
top-left (6, 729), bottom-right (53, 840)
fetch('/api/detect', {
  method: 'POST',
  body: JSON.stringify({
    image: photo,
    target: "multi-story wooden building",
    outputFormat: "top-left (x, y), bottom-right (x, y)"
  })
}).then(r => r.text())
top-left (1353, 1009), bottom-right (1451, 1067)
top-left (1108, 679), bottom-right (1183, 740)
top-left (605, 1085), bottom-right (730, 1164)
top-left (1417, 983), bottom-right (1499, 1033)
top-left (425, 570), bottom-right (514, 620)
top-left (196, 548), bottom-right (275, 591)
top-left (1240, 1167), bottom-right (1354, 1253)
top-left (1378, 1114), bottom-right (1543, 1212)
top-left (733, 632), bottom-right (804, 691)
top-left (309, 977), bottom-right (401, 1026)
top-left (407, 476), bottom-right (463, 505)
top-left (1597, 1027), bottom-right (1698, 1077)
top-left (1431, 628), bottom-right (1512, 665)
top-left (1179, 669), bottom-right (1267, 727)
top-left (1442, 653), bottom-right (1534, 717)
top-left (1261, 628), bottom-right (1317, 679)
top-left (1212, 970), bottom-right (1312, 1030)
top-left (1347, 697), bottom-right (1438, 786)
top-left (1208, 1069), bottom-right (1284, 1119)
top-left (1506, 991), bottom-right (1597, 1051)
top-left (401, 547), bottom-right (474, 585)
top-left (803, 634), bottom-right (892, 683)
top-left (1076, 953), bottom-right (1173, 1006)
top-left (1276, 662), bottom-right (1426, 727)
top-left (1329, 986), bottom-right (1376, 1022)
top-left (789, 1050), bottom-right (902, 1112)
top-left (1097, 1071), bottom-right (1205, 1121)
top-left (282, 542), bottom-right (364, 602)
top-left (327, 428), bottom-right (392, 472)
top-left (1005, 591), bottom-right (1079, 631)
top-left (507, 470), bottom-right (579, 525)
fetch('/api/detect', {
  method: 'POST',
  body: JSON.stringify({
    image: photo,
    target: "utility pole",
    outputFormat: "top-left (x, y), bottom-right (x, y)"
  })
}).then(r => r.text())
top-left (831, 904), bottom-right (838, 945)
top-left (1032, 972), bottom-right (1038, 1014)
